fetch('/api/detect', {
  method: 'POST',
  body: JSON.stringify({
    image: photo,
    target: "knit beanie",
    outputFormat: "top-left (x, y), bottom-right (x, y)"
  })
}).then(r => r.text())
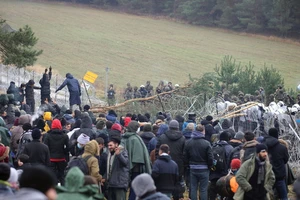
top-left (234, 131), bottom-right (245, 140)
top-left (32, 128), bottom-right (41, 140)
top-left (36, 119), bottom-right (46, 131)
top-left (51, 119), bottom-right (62, 130)
top-left (169, 120), bottom-right (179, 129)
top-left (19, 166), bottom-right (56, 194)
top-left (0, 163), bottom-right (10, 181)
top-left (111, 123), bottom-right (122, 132)
top-left (256, 143), bottom-right (268, 153)
top-left (230, 159), bottom-right (241, 170)
top-left (220, 131), bottom-right (230, 141)
top-left (132, 173), bottom-right (156, 198)
top-left (77, 133), bottom-right (90, 145)
top-left (22, 123), bottom-right (32, 131)
top-left (8, 167), bottom-right (18, 184)
top-left (268, 128), bottom-right (279, 139)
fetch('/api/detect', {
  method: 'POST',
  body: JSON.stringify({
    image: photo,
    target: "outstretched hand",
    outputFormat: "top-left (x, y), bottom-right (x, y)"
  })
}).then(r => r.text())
top-left (49, 66), bottom-right (52, 72)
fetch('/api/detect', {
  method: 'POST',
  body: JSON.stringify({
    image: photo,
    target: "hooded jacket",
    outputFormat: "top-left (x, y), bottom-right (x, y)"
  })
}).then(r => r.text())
top-left (82, 140), bottom-right (102, 182)
top-left (39, 71), bottom-right (52, 96)
top-left (140, 131), bottom-right (155, 149)
top-left (56, 167), bottom-right (104, 200)
top-left (0, 117), bottom-right (10, 147)
top-left (56, 73), bottom-right (81, 94)
top-left (6, 188), bottom-right (48, 200)
top-left (6, 82), bottom-right (20, 102)
top-left (152, 154), bottom-right (179, 194)
top-left (44, 119), bottom-right (69, 160)
top-left (184, 131), bottom-right (213, 168)
top-left (23, 139), bottom-right (50, 167)
top-left (239, 140), bottom-right (259, 162)
top-left (70, 115), bottom-right (96, 156)
top-left (263, 136), bottom-right (289, 180)
top-left (10, 114), bottom-right (32, 153)
top-left (121, 121), bottom-right (152, 174)
top-left (156, 129), bottom-right (185, 176)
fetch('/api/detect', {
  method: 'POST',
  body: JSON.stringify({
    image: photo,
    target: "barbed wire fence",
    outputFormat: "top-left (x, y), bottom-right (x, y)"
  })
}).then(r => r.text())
top-left (0, 64), bottom-right (104, 108)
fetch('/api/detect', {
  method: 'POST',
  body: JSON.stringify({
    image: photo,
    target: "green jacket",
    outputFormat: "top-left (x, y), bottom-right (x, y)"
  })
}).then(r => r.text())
top-left (0, 117), bottom-right (10, 147)
top-left (56, 167), bottom-right (104, 200)
top-left (121, 131), bottom-right (152, 174)
top-left (234, 155), bottom-right (275, 200)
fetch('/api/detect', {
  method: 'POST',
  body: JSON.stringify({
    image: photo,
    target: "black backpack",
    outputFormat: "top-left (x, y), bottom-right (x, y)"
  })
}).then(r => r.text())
top-left (212, 143), bottom-right (227, 173)
top-left (65, 155), bottom-right (92, 176)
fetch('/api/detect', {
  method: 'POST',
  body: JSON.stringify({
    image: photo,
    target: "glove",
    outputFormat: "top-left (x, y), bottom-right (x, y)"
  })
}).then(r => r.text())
top-left (49, 66), bottom-right (52, 72)
top-left (55, 90), bottom-right (58, 93)
top-left (45, 68), bottom-right (48, 73)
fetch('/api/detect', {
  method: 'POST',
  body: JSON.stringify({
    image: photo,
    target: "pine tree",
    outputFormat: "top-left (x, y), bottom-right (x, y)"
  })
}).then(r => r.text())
top-left (0, 20), bottom-right (43, 68)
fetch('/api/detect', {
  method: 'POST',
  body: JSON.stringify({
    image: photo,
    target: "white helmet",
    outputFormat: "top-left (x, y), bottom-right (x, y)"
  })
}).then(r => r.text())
top-left (140, 85), bottom-right (145, 88)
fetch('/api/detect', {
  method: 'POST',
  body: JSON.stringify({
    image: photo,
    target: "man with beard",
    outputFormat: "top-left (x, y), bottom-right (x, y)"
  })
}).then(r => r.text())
top-left (104, 138), bottom-right (129, 200)
top-left (234, 144), bottom-right (275, 200)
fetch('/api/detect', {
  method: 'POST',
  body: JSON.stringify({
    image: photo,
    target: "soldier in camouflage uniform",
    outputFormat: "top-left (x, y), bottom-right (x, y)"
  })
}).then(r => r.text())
top-left (107, 84), bottom-right (116, 106)
top-left (156, 81), bottom-right (164, 94)
top-left (144, 81), bottom-right (153, 97)
top-left (133, 86), bottom-right (141, 99)
top-left (274, 85), bottom-right (286, 102)
top-left (124, 83), bottom-right (133, 100)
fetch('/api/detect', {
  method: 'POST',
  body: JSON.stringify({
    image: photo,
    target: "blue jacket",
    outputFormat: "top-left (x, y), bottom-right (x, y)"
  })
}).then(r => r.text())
top-left (152, 155), bottom-right (179, 194)
top-left (57, 73), bottom-right (81, 94)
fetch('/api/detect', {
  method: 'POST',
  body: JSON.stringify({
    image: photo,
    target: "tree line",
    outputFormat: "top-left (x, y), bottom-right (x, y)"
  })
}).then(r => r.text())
top-left (52, 0), bottom-right (300, 37)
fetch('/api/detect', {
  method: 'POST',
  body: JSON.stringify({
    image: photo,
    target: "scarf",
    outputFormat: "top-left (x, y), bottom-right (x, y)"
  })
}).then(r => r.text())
top-left (255, 156), bottom-right (266, 184)
top-left (106, 151), bottom-right (116, 181)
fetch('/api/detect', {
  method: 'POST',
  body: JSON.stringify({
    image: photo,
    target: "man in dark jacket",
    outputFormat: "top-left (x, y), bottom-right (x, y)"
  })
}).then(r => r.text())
top-left (152, 144), bottom-right (179, 197)
top-left (201, 115), bottom-right (216, 143)
top-left (184, 124), bottom-right (213, 200)
top-left (263, 128), bottom-right (289, 200)
top-left (140, 124), bottom-right (155, 153)
top-left (105, 138), bottom-right (129, 200)
top-left (156, 120), bottom-right (185, 200)
top-left (25, 79), bottom-right (40, 114)
top-left (39, 67), bottom-right (52, 104)
top-left (55, 73), bottom-right (81, 111)
top-left (23, 128), bottom-right (50, 167)
top-left (6, 81), bottom-right (20, 104)
top-left (69, 113), bottom-right (97, 156)
top-left (209, 131), bottom-right (233, 200)
top-left (239, 131), bottom-right (259, 162)
top-left (44, 119), bottom-right (69, 185)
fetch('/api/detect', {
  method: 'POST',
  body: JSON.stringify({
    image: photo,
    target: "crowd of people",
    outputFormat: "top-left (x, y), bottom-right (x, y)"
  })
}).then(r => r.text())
top-left (0, 99), bottom-right (300, 200)
top-left (1, 69), bottom-right (300, 200)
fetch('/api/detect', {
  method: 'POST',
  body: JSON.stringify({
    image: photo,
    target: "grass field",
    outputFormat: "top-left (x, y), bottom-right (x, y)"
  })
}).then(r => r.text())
top-left (0, 0), bottom-right (300, 91)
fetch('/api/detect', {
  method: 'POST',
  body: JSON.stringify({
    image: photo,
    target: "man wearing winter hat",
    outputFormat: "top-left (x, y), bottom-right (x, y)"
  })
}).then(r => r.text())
top-left (131, 173), bottom-right (169, 200)
top-left (121, 121), bottom-right (151, 200)
top-left (7, 165), bottom-right (57, 200)
top-left (23, 128), bottom-right (50, 167)
top-left (209, 131), bottom-right (233, 200)
top-left (156, 119), bottom-right (185, 200)
top-left (44, 119), bottom-right (69, 185)
top-left (76, 133), bottom-right (90, 156)
top-left (263, 128), bottom-right (289, 200)
top-left (234, 144), bottom-right (275, 200)
top-left (228, 132), bottom-right (245, 163)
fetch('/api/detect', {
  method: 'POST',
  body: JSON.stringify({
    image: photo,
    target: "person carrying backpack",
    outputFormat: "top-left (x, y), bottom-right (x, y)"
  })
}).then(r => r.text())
top-left (16, 123), bottom-right (33, 158)
top-left (209, 131), bottom-right (233, 200)
top-left (82, 140), bottom-right (102, 183)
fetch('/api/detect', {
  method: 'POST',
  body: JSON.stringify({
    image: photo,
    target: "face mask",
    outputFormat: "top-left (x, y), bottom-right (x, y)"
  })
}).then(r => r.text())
top-left (77, 143), bottom-right (83, 149)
